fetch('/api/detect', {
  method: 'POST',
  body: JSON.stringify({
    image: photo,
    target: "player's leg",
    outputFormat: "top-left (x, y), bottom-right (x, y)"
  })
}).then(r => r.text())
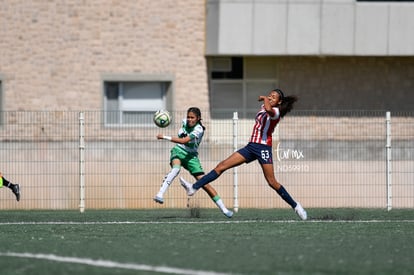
top-left (184, 156), bottom-right (233, 217)
top-left (261, 164), bottom-right (307, 220)
top-left (180, 151), bottom-right (246, 195)
top-left (154, 158), bottom-right (181, 204)
top-left (0, 173), bottom-right (20, 201)
top-left (200, 179), bottom-right (233, 218)
top-left (183, 156), bottom-right (233, 217)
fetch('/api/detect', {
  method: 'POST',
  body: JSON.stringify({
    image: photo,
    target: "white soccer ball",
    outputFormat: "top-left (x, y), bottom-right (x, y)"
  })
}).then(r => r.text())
top-left (153, 110), bottom-right (171, 128)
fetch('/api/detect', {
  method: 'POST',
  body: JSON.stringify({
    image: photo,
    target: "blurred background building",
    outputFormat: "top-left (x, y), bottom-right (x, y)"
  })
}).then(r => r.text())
top-left (1, 0), bottom-right (413, 120)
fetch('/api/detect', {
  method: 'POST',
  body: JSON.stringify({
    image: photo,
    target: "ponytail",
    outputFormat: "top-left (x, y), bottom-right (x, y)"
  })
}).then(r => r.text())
top-left (279, 95), bottom-right (298, 118)
top-left (198, 120), bottom-right (206, 131)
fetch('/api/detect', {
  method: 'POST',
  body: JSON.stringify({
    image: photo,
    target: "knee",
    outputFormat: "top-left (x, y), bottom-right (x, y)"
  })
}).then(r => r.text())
top-left (171, 166), bottom-right (181, 176)
top-left (214, 163), bottom-right (226, 174)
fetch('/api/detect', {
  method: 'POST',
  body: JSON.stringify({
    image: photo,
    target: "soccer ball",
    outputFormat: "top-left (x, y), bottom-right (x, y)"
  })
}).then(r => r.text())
top-left (153, 110), bottom-right (171, 128)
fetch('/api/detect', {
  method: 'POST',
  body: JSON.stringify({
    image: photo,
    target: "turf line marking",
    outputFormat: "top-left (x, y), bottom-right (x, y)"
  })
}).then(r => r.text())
top-left (0, 220), bottom-right (413, 225)
top-left (0, 252), bottom-right (236, 275)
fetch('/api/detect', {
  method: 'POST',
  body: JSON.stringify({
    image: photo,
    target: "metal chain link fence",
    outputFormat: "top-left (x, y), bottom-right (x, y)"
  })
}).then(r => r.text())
top-left (0, 110), bottom-right (412, 210)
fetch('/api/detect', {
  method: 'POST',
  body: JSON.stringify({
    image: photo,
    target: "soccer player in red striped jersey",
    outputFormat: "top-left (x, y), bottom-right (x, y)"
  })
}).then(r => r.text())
top-left (249, 101), bottom-right (281, 146)
top-left (180, 89), bottom-right (307, 220)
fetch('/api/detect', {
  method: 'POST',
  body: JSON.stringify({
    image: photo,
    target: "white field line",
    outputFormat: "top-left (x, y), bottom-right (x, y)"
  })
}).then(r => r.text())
top-left (0, 252), bottom-right (236, 275)
top-left (0, 220), bottom-right (413, 225)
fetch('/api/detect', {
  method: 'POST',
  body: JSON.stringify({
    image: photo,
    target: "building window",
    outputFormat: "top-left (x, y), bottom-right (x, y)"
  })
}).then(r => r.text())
top-left (103, 76), bottom-right (173, 126)
top-left (208, 57), bottom-right (278, 119)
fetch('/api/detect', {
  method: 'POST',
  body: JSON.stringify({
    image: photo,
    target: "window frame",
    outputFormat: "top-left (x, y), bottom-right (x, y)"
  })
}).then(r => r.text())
top-left (208, 57), bottom-right (279, 119)
top-left (102, 74), bottom-right (174, 127)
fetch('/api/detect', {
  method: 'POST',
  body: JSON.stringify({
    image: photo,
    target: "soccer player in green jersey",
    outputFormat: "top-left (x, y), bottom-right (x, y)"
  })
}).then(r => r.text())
top-left (154, 107), bottom-right (233, 218)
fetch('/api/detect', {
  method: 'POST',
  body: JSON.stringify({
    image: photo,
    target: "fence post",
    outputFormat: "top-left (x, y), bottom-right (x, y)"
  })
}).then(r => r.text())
top-left (386, 111), bottom-right (392, 211)
top-left (233, 112), bottom-right (239, 213)
top-left (79, 112), bottom-right (86, 213)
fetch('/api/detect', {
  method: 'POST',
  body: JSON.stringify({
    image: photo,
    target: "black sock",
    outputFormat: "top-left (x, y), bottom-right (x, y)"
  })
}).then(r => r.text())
top-left (2, 177), bottom-right (13, 188)
top-left (276, 185), bottom-right (297, 209)
top-left (193, 170), bottom-right (220, 189)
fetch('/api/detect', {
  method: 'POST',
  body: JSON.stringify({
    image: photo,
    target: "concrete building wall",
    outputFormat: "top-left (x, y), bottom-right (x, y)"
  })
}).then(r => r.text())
top-left (207, 55), bottom-right (414, 112)
top-left (206, 0), bottom-right (414, 56)
top-left (0, 0), bottom-right (209, 111)
top-left (276, 56), bottom-right (414, 111)
top-left (1, 1), bottom-right (413, 113)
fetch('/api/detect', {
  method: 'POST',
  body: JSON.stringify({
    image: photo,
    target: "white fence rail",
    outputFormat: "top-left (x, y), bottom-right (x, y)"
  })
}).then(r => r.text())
top-left (0, 110), bottom-right (412, 211)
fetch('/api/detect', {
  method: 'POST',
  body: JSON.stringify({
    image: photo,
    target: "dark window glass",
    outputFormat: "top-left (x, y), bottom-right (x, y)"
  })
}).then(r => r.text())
top-left (212, 57), bottom-right (243, 79)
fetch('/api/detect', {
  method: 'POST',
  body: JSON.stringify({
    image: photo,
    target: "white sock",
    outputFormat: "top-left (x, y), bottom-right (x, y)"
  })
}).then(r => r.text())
top-left (213, 196), bottom-right (230, 213)
top-left (157, 167), bottom-right (180, 197)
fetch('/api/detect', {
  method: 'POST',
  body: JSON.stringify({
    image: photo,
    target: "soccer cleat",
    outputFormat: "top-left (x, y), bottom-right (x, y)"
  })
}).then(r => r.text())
top-left (294, 202), bottom-right (307, 220)
top-left (179, 177), bottom-right (197, 196)
top-left (153, 196), bottom-right (164, 204)
top-left (223, 210), bottom-right (234, 218)
top-left (12, 184), bottom-right (20, 202)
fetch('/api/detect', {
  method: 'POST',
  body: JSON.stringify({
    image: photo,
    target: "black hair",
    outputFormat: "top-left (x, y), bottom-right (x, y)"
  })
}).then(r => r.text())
top-left (273, 88), bottom-right (285, 100)
top-left (272, 89), bottom-right (298, 118)
top-left (187, 107), bottom-right (205, 130)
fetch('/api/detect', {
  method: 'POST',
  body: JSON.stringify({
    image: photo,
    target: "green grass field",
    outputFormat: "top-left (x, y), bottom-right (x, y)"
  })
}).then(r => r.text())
top-left (1, 208), bottom-right (413, 275)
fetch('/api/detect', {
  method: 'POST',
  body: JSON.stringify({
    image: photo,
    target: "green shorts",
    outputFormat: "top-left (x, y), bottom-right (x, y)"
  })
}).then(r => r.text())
top-left (170, 146), bottom-right (204, 177)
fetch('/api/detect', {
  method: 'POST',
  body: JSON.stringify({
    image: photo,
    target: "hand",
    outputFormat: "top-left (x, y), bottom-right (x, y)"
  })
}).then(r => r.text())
top-left (258, 95), bottom-right (267, 101)
top-left (156, 134), bottom-right (163, 139)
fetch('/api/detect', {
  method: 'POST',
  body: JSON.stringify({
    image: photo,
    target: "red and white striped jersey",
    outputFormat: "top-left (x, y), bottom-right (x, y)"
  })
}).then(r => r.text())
top-left (249, 105), bottom-right (281, 146)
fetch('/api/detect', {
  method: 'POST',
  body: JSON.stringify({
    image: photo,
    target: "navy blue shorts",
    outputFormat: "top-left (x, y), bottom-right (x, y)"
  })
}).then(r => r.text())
top-left (237, 142), bottom-right (273, 165)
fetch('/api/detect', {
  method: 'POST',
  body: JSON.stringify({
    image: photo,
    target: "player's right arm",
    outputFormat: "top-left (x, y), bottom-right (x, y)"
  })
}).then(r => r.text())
top-left (156, 133), bottom-right (192, 144)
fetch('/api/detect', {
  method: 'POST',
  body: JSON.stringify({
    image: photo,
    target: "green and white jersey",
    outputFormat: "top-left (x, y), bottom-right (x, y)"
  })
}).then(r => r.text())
top-left (176, 119), bottom-right (204, 154)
